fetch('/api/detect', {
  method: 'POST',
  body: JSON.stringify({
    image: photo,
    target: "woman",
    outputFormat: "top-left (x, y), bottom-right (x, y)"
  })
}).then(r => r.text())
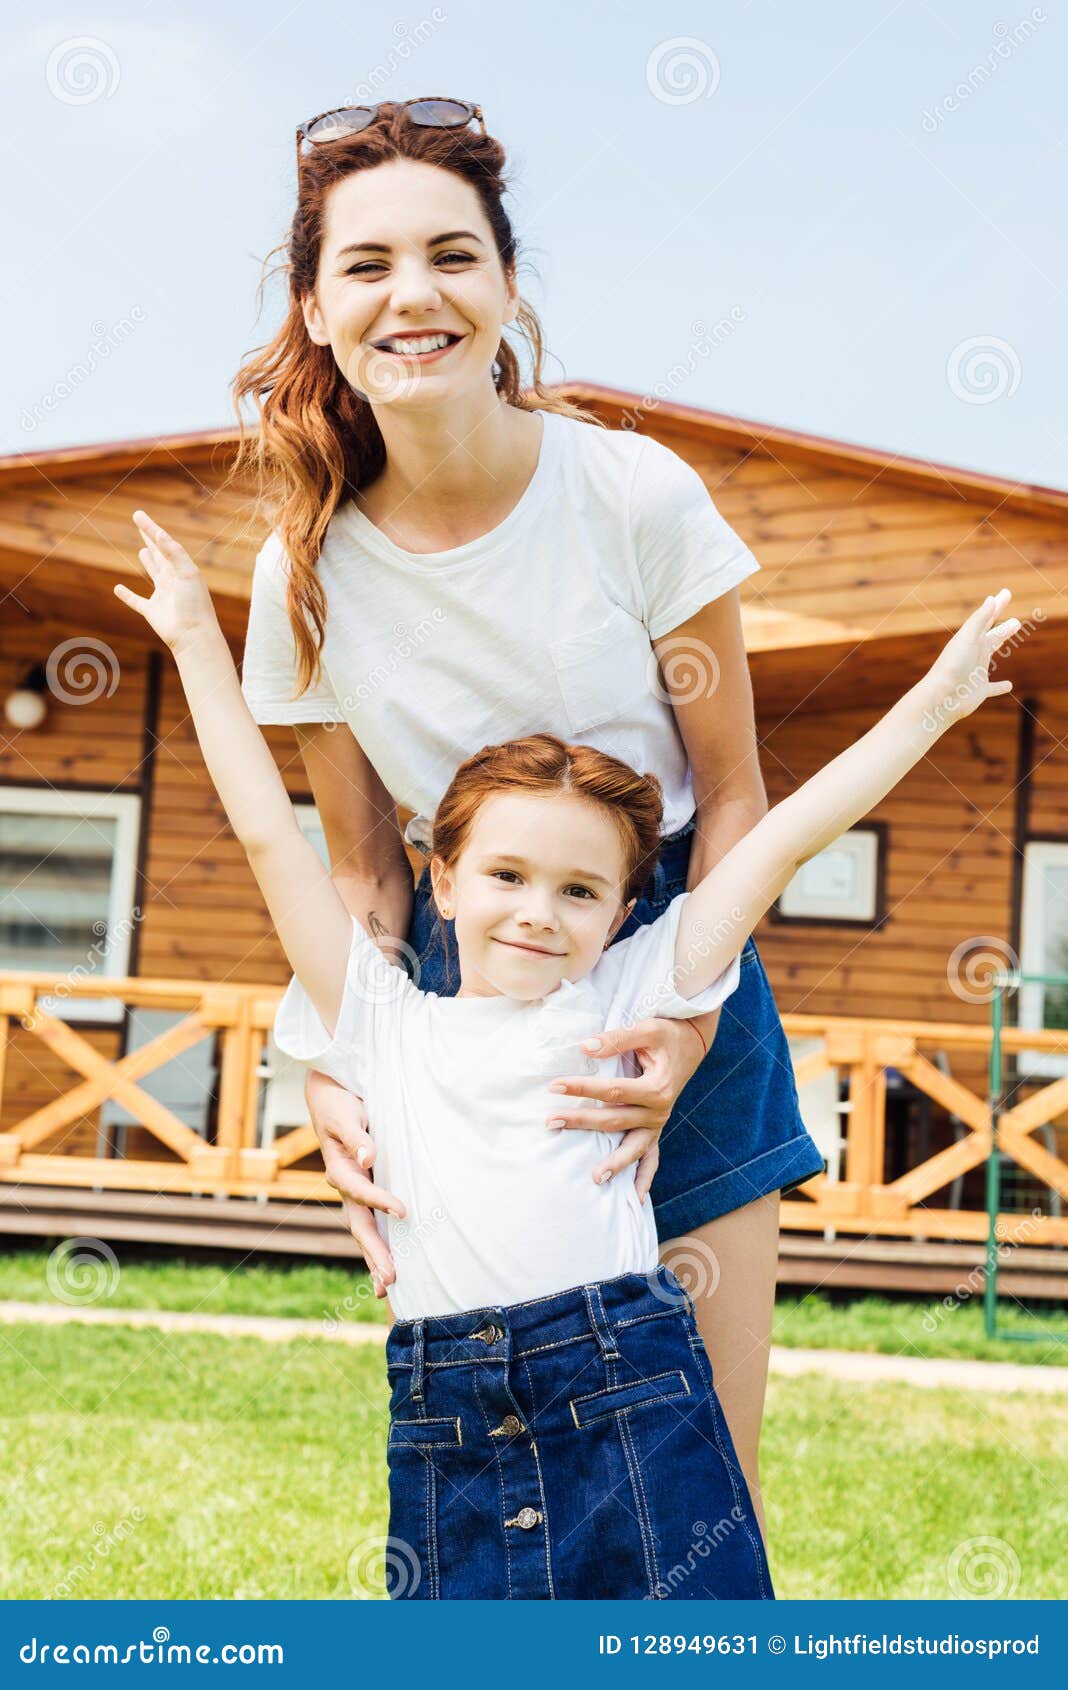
top-left (233, 96), bottom-right (824, 1536)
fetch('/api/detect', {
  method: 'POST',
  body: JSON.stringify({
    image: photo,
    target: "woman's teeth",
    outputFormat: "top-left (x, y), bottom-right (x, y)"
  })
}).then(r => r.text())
top-left (374, 333), bottom-right (456, 356)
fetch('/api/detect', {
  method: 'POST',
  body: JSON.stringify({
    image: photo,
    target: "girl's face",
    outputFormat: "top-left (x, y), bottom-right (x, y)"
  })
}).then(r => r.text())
top-left (431, 791), bottom-right (637, 1001)
top-left (301, 157), bottom-right (519, 408)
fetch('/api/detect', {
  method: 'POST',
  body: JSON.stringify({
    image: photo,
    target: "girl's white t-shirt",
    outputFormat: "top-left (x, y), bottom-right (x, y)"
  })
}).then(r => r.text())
top-left (272, 893), bottom-right (739, 1319)
top-left (240, 410), bottom-right (761, 849)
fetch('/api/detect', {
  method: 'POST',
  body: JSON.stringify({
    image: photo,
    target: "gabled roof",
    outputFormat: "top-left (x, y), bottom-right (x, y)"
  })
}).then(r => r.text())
top-left (4, 384), bottom-right (1066, 517)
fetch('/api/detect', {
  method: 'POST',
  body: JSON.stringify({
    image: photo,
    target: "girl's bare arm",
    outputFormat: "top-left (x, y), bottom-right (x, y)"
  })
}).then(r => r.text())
top-left (672, 590), bottom-right (1022, 998)
top-left (115, 511), bottom-right (354, 1035)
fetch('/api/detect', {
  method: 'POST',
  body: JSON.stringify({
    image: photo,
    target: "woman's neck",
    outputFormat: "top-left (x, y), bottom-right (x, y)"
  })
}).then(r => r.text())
top-left (355, 399), bottom-right (543, 551)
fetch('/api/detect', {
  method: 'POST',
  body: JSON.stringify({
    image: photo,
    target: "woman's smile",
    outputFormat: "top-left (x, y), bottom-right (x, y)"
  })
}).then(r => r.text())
top-left (369, 330), bottom-right (465, 363)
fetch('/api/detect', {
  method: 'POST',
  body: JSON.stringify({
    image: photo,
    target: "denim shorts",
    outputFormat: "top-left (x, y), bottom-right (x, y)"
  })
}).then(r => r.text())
top-left (383, 1262), bottom-right (774, 1600)
top-left (407, 820), bottom-right (825, 1241)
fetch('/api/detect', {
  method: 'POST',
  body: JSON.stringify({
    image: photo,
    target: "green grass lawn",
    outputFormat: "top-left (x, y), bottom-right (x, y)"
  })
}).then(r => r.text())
top-left (1, 1244), bottom-right (1065, 1363)
top-left (1, 1317), bottom-right (1063, 1600)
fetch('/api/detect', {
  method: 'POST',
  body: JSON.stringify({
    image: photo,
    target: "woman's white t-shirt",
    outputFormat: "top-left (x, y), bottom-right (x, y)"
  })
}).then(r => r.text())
top-left (240, 410), bottom-right (761, 849)
top-left (272, 892), bottom-right (740, 1319)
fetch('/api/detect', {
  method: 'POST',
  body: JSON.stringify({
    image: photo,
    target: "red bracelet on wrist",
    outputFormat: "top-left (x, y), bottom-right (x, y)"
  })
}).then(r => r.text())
top-left (680, 1018), bottom-right (708, 1058)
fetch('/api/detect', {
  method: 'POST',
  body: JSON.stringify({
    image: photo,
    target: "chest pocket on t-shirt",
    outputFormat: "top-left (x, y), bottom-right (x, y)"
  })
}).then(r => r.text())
top-left (548, 603), bottom-right (652, 733)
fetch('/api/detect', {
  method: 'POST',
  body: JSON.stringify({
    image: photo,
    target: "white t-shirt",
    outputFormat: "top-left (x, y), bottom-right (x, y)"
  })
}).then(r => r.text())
top-left (272, 893), bottom-right (740, 1319)
top-left (240, 409), bottom-right (760, 850)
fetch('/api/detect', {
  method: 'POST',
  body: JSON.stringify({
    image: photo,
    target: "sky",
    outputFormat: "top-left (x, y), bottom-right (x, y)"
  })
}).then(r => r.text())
top-left (4, 0), bottom-right (1065, 488)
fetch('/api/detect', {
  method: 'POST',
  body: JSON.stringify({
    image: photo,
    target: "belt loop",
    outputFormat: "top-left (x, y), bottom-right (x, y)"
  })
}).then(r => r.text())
top-left (410, 1317), bottom-right (426, 1405)
top-left (582, 1283), bottom-right (621, 1363)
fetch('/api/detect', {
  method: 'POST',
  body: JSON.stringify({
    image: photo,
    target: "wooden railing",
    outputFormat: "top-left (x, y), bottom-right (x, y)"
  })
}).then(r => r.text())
top-left (780, 1013), bottom-right (1068, 1247)
top-left (1, 973), bottom-right (1067, 1244)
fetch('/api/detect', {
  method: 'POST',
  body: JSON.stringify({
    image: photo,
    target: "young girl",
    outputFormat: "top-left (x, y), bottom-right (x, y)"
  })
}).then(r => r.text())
top-left (117, 508), bottom-right (1018, 1601)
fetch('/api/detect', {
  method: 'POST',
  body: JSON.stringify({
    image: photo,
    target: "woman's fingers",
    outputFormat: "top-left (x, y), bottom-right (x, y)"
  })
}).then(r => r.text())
top-left (592, 1127), bottom-right (656, 1185)
top-left (324, 1155), bottom-right (406, 1218)
top-left (340, 1198), bottom-right (396, 1294)
top-left (633, 1141), bottom-right (661, 1205)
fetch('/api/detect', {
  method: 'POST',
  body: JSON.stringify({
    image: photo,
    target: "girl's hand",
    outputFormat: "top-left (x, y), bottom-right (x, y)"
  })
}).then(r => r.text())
top-left (113, 511), bottom-right (219, 652)
top-left (546, 1015), bottom-right (710, 1198)
top-left (305, 1069), bottom-right (402, 1299)
top-left (923, 589), bottom-right (1021, 724)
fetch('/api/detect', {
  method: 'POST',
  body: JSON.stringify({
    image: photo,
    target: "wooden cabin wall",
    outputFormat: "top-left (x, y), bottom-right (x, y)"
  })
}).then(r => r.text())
top-left (753, 686), bottom-right (1068, 1195)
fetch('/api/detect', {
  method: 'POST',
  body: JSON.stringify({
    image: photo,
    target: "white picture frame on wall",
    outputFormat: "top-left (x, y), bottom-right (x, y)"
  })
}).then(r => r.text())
top-left (773, 823), bottom-right (887, 928)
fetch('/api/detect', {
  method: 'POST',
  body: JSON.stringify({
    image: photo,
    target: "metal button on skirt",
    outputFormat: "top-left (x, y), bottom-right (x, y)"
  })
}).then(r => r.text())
top-left (382, 1262), bottom-right (774, 1600)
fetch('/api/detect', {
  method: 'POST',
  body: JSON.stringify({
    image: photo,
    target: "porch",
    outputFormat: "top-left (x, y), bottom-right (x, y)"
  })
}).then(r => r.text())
top-left (1, 969), bottom-right (1066, 1287)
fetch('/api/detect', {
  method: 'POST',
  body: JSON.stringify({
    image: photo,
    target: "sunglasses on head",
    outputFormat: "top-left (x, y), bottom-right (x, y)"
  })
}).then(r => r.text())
top-left (296, 97), bottom-right (486, 167)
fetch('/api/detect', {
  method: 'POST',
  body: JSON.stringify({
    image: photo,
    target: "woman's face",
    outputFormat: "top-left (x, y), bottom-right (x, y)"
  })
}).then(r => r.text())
top-left (302, 157), bottom-right (519, 408)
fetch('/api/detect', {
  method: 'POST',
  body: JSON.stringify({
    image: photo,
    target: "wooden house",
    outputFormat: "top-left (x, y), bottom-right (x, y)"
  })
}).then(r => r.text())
top-left (1, 384), bottom-right (1066, 1291)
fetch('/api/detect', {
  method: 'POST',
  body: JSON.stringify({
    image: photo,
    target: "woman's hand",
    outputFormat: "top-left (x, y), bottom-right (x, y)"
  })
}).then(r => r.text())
top-left (113, 511), bottom-right (220, 652)
top-left (545, 1014), bottom-right (714, 1198)
top-left (305, 1069), bottom-right (403, 1298)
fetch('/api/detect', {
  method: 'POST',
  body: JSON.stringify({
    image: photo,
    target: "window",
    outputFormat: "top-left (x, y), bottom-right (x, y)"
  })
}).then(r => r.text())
top-left (773, 823), bottom-right (887, 927)
top-left (0, 788), bottom-right (141, 1024)
top-left (1018, 840), bottom-right (1068, 1079)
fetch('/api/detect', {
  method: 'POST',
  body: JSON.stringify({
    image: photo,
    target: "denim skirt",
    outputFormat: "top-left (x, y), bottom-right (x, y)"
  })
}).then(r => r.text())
top-left (383, 1263), bottom-right (774, 1600)
top-left (407, 819), bottom-right (825, 1242)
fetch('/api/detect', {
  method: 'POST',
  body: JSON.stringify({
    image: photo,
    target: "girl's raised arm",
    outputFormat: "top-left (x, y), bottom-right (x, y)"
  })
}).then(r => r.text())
top-left (115, 511), bottom-right (354, 1035)
top-left (670, 589), bottom-right (1023, 998)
